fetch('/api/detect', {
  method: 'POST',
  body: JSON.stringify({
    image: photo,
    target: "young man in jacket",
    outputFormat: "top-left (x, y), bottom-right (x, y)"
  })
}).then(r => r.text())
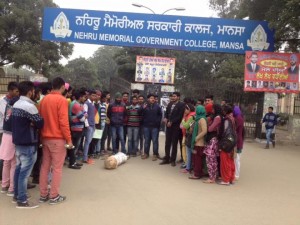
top-left (160, 92), bottom-right (185, 166)
top-left (140, 94), bottom-right (162, 160)
top-left (12, 81), bottom-right (44, 208)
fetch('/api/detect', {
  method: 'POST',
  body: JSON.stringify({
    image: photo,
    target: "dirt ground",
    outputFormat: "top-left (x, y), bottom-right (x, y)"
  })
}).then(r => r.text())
top-left (0, 136), bottom-right (299, 225)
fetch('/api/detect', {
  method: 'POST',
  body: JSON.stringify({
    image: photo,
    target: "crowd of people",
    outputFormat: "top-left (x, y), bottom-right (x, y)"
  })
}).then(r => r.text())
top-left (0, 77), bottom-right (247, 209)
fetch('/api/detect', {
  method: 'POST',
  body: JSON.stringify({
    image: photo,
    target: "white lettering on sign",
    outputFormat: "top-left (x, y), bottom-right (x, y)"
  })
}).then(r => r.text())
top-left (74, 32), bottom-right (98, 40)
top-left (220, 41), bottom-right (244, 50)
top-left (217, 25), bottom-right (245, 36)
top-left (136, 36), bottom-right (183, 46)
top-left (146, 20), bottom-right (182, 32)
top-left (75, 13), bottom-right (101, 30)
top-left (184, 23), bottom-right (212, 35)
top-left (103, 14), bottom-right (144, 29)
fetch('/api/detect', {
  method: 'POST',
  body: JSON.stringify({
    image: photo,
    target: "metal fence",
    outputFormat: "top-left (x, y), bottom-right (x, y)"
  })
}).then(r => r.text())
top-left (294, 94), bottom-right (300, 115)
top-left (0, 74), bottom-right (28, 94)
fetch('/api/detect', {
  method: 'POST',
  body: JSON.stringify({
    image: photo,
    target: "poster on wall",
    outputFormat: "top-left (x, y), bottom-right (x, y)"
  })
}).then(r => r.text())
top-left (135, 56), bottom-right (175, 84)
top-left (244, 51), bottom-right (299, 93)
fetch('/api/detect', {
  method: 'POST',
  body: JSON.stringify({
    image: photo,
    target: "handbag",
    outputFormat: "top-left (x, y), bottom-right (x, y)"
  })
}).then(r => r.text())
top-left (219, 119), bottom-right (237, 153)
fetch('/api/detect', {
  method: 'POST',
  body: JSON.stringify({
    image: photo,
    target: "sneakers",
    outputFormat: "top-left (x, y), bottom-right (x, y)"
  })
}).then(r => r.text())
top-left (83, 158), bottom-right (95, 165)
top-left (49, 195), bottom-right (66, 205)
top-left (68, 164), bottom-right (81, 169)
top-left (39, 195), bottom-right (49, 203)
top-left (16, 201), bottom-right (39, 209)
top-left (7, 191), bottom-right (14, 197)
top-left (75, 162), bottom-right (83, 167)
top-left (141, 154), bottom-right (149, 159)
top-left (152, 155), bottom-right (158, 161)
top-left (1, 186), bottom-right (9, 193)
top-left (12, 194), bottom-right (32, 204)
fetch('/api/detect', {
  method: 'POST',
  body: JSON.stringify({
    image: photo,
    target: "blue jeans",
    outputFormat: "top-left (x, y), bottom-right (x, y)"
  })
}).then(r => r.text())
top-left (127, 127), bottom-right (139, 154)
top-left (144, 127), bottom-right (159, 156)
top-left (14, 145), bottom-right (37, 202)
top-left (95, 122), bottom-right (106, 154)
top-left (266, 128), bottom-right (273, 145)
top-left (83, 126), bottom-right (95, 161)
top-left (111, 125), bottom-right (126, 154)
top-left (186, 146), bottom-right (192, 170)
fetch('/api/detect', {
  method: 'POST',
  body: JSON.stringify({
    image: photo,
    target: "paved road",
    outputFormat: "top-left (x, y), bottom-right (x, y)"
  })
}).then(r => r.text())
top-left (0, 136), bottom-right (299, 225)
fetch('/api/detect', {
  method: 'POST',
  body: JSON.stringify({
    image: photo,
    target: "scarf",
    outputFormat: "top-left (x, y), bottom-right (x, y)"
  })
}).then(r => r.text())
top-left (191, 105), bottom-right (207, 149)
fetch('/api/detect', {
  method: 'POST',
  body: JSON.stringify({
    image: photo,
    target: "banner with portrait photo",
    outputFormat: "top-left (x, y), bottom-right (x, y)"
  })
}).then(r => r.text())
top-left (135, 56), bottom-right (175, 84)
top-left (244, 51), bottom-right (300, 93)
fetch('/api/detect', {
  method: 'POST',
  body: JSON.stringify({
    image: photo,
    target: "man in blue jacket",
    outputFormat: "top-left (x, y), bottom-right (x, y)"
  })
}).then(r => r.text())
top-left (12, 81), bottom-right (44, 209)
top-left (140, 94), bottom-right (162, 161)
top-left (262, 106), bottom-right (277, 149)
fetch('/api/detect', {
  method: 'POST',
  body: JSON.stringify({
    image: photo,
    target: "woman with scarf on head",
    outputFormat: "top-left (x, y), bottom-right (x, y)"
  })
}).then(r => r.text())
top-left (189, 105), bottom-right (207, 179)
top-left (180, 103), bottom-right (196, 173)
top-left (203, 104), bottom-right (223, 184)
top-left (233, 106), bottom-right (244, 180)
top-left (219, 104), bottom-right (236, 185)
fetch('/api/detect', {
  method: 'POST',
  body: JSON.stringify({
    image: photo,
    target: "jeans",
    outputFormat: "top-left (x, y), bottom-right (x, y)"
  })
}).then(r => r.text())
top-left (138, 126), bottom-right (144, 154)
top-left (127, 127), bottom-right (139, 154)
top-left (95, 121), bottom-right (106, 154)
top-left (186, 145), bottom-right (192, 170)
top-left (14, 145), bottom-right (37, 202)
top-left (266, 128), bottom-right (273, 145)
top-left (111, 125), bottom-right (126, 154)
top-left (69, 131), bottom-right (83, 165)
top-left (144, 127), bottom-right (159, 156)
top-left (83, 126), bottom-right (95, 161)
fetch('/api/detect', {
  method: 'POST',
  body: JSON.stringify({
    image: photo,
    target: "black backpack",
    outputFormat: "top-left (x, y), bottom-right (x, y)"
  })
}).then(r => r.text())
top-left (219, 118), bottom-right (237, 153)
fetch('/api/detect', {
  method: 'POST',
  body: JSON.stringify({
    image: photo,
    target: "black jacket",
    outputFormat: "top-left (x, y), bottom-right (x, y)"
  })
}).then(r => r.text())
top-left (167, 101), bottom-right (185, 127)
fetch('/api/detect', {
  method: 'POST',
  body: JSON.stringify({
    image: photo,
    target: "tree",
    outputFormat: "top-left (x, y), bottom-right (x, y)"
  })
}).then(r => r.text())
top-left (0, 0), bottom-right (73, 74)
top-left (209, 0), bottom-right (300, 52)
top-left (49, 57), bottom-right (98, 89)
top-left (89, 46), bottom-right (120, 90)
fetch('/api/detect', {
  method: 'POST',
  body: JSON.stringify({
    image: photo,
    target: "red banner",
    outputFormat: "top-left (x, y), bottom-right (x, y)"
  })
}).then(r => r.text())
top-left (244, 51), bottom-right (299, 93)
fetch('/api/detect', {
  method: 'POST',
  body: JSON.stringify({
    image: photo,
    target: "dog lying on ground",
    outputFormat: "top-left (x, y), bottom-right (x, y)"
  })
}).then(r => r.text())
top-left (104, 152), bottom-right (129, 169)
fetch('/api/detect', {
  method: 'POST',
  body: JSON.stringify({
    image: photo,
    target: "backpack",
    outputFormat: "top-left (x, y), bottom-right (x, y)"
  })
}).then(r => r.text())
top-left (219, 118), bottom-right (237, 153)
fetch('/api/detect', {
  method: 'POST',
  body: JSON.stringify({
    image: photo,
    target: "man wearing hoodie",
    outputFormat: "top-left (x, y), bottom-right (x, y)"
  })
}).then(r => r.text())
top-left (107, 92), bottom-right (127, 154)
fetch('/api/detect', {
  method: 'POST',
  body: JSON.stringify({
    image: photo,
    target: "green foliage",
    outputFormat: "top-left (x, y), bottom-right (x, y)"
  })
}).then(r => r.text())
top-left (0, 0), bottom-right (73, 74)
top-left (89, 46), bottom-right (120, 89)
top-left (49, 57), bottom-right (98, 89)
top-left (209, 0), bottom-right (300, 52)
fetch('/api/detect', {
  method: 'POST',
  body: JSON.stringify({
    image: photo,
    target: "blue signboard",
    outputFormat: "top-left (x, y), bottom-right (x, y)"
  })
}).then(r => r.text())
top-left (42, 7), bottom-right (274, 54)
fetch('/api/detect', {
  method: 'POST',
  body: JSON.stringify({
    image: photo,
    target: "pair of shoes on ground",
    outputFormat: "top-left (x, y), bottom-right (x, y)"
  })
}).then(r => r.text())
top-left (39, 194), bottom-right (66, 205)
top-left (68, 162), bottom-right (83, 169)
top-left (82, 158), bottom-right (95, 165)
top-left (159, 159), bottom-right (176, 167)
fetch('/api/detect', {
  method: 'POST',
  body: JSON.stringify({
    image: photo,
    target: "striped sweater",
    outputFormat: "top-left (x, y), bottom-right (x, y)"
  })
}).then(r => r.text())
top-left (127, 104), bottom-right (140, 127)
top-left (70, 101), bottom-right (86, 131)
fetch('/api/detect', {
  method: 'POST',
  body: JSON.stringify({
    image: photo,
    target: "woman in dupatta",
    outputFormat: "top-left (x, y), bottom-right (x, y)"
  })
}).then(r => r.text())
top-left (219, 105), bottom-right (236, 185)
top-left (203, 104), bottom-right (223, 183)
top-left (189, 105), bottom-right (207, 179)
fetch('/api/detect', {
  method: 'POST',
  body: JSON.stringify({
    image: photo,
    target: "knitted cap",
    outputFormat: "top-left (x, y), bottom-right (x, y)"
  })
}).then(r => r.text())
top-left (115, 92), bottom-right (122, 98)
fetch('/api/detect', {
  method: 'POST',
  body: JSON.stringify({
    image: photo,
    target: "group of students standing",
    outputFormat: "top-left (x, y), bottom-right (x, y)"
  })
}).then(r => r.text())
top-left (159, 95), bottom-right (245, 185)
top-left (0, 78), bottom-right (246, 209)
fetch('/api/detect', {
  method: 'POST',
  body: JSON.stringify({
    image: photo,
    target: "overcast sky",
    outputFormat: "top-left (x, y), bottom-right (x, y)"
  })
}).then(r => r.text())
top-left (52, 0), bottom-right (216, 63)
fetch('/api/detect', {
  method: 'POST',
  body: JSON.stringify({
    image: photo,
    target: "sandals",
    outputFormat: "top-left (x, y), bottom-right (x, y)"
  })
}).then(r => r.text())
top-left (217, 181), bottom-right (230, 186)
top-left (203, 179), bottom-right (215, 184)
top-left (188, 175), bottom-right (200, 180)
